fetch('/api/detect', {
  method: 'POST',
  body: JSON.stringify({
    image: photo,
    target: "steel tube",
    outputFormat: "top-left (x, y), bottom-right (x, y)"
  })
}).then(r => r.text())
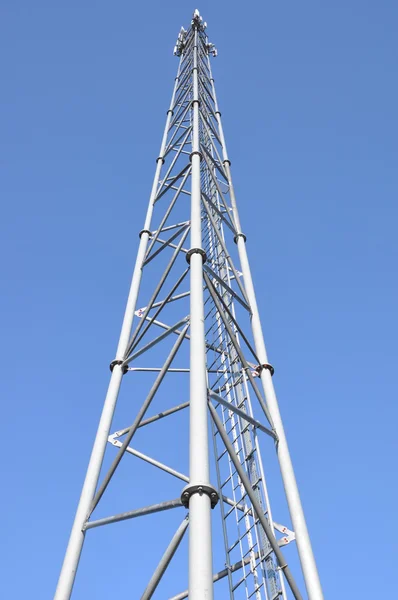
top-left (140, 517), bottom-right (189, 600)
top-left (111, 402), bottom-right (190, 437)
top-left (187, 27), bottom-right (214, 600)
top-left (208, 403), bottom-right (303, 600)
top-left (109, 436), bottom-right (244, 514)
top-left (54, 54), bottom-right (184, 600)
top-left (207, 57), bottom-right (323, 600)
top-left (111, 440), bottom-right (189, 483)
top-left (125, 227), bottom-right (190, 357)
top-left (84, 499), bottom-right (183, 531)
top-left (138, 402), bottom-right (190, 427)
top-left (90, 323), bottom-right (190, 514)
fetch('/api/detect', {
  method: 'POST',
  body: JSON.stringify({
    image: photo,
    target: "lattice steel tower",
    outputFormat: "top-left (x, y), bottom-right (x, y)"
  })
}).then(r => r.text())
top-left (55, 10), bottom-right (323, 600)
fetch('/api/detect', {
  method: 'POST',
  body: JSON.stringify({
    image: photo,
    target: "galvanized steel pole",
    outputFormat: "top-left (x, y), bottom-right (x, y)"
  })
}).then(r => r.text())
top-left (54, 58), bottom-right (183, 600)
top-left (207, 57), bottom-right (324, 600)
top-left (184, 21), bottom-right (215, 600)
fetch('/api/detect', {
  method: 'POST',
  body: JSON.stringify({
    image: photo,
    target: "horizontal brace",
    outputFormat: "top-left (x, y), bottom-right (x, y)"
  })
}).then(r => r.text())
top-left (84, 499), bottom-right (183, 531)
top-left (152, 221), bottom-right (190, 235)
top-left (127, 368), bottom-right (230, 374)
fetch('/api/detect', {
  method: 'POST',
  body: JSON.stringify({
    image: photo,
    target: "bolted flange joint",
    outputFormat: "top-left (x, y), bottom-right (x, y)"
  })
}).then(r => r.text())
top-left (139, 229), bottom-right (152, 239)
top-left (186, 247), bottom-right (207, 264)
top-left (234, 232), bottom-right (247, 244)
top-left (109, 359), bottom-right (128, 374)
top-left (181, 483), bottom-right (219, 509)
top-left (255, 363), bottom-right (275, 377)
top-left (189, 150), bottom-right (203, 162)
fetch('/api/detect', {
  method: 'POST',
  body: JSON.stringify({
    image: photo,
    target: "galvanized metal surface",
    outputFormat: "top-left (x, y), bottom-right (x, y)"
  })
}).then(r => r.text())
top-left (55, 10), bottom-right (323, 600)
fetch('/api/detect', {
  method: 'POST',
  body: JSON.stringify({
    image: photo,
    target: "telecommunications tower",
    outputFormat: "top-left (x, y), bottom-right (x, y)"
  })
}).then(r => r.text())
top-left (55, 10), bottom-right (323, 600)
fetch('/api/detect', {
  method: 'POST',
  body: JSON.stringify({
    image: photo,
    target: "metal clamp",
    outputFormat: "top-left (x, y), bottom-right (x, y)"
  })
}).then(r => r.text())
top-left (109, 360), bottom-right (128, 374)
top-left (186, 248), bottom-right (207, 264)
top-left (255, 363), bottom-right (275, 377)
top-left (139, 229), bottom-right (152, 239)
top-left (156, 156), bottom-right (165, 164)
top-left (189, 150), bottom-right (203, 162)
top-left (181, 483), bottom-right (219, 508)
top-left (233, 232), bottom-right (247, 244)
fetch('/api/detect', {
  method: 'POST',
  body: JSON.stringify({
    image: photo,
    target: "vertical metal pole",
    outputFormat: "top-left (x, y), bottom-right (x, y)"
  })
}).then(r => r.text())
top-left (54, 58), bottom-right (183, 600)
top-left (207, 59), bottom-right (324, 600)
top-left (187, 27), bottom-right (214, 600)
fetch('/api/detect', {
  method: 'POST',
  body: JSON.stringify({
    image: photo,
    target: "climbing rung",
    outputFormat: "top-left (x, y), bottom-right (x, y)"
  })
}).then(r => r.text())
top-left (227, 526), bottom-right (257, 554)
top-left (237, 505), bottom-right (254, 522)
top-left (224, 499), bottom-right (247, 519)
top-left (217, 448), bottom-right (227, 461)
top-left (226, 422), bottom-right (238, 436)
top-left (248, 582), bottom-right (264, 598)
top-left (242, 540), bottom-right (258, 559)
top-left (231, 575), bottom-right (246, 592)
top-left (221, 473), bottom-right (233, 489)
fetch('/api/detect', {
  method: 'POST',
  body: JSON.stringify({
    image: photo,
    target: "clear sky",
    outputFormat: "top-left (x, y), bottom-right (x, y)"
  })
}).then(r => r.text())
top-left (1, 1), bottom-right (397, 598)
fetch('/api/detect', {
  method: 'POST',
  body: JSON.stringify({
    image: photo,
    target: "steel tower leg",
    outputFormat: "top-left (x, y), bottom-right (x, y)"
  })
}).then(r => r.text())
top-left (54, 60), bottom-right (183, 600)
top-left (185, 26), bottom-right (215, 600)
top-left (207, 60), bottom-right (324, 600)
top-left (55, 11), bottom-right (323, 599)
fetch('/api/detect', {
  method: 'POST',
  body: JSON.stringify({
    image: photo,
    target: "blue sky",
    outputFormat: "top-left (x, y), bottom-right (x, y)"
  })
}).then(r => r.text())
top-left (1, 1), bottom-right (397, 598)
